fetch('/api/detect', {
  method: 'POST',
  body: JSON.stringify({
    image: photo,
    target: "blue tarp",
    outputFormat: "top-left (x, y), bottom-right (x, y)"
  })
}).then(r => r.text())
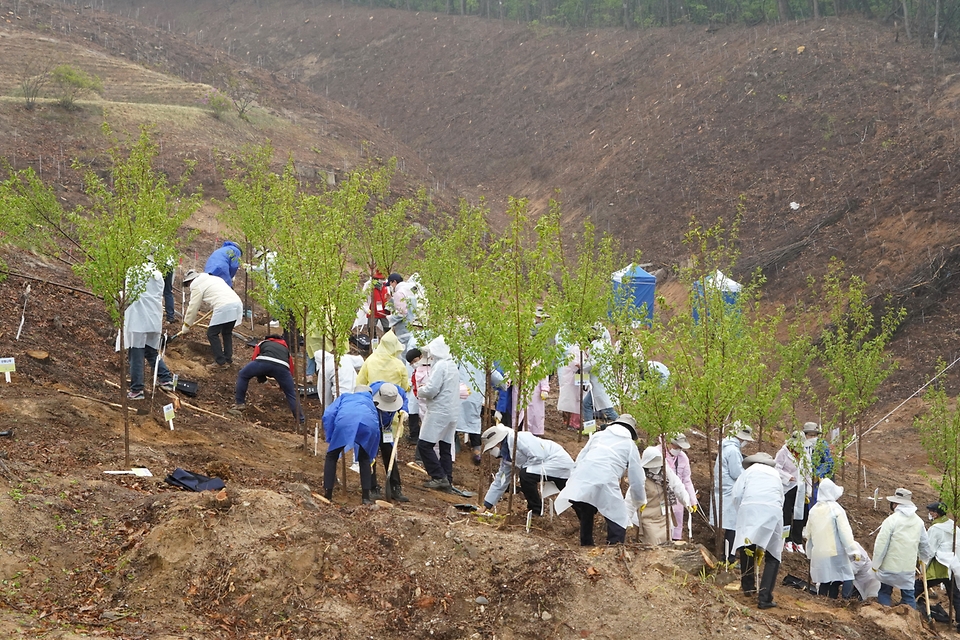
top-left (692, 270), bottom-right (742, 322)
top-left (612, 264), bottom-right (656, 320)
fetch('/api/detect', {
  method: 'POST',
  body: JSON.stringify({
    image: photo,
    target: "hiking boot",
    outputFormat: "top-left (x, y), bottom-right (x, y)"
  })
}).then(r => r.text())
top-left (127, 390), bottom-right (144, 401)
top-left (369, 487), bottom-right (383, 501)
top-left (206, 361), bottom-right (227, 371)
top-left (424, 477), bottom-right (452, 490)
top-left (228, 403), bottom-right (245, 416)
top-left (758, 600), bottom-right (777, 610)
top-left (362, 498), bottom-right (374, 505)
top-left (391, 484), bottom-right (409, 502)
top-left (159, 381), bottom-right (176, 393)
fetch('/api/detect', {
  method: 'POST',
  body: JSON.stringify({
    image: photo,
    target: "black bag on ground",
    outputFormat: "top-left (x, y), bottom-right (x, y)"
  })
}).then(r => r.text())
top-left (165, 468), bottom-right (225, 492)
top-left (929, 603), bottom-right (951, 623)
top-left (175, 379), bottom-right (199, 397)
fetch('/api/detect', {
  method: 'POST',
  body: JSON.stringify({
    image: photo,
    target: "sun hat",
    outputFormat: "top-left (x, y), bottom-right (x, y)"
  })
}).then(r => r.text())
top-left (802, 422), bottom-right (821, 435)
top-left (372, 383), bottom-right (403, 412)
top-left (669, 434), bottom-right (691, 450)
top-left (182, 269), bottom-right (200, 284)
top-left (607, 414), bottom-right (638, 440)
top-left (354, 384), bottom-right (372, 395)
top-left (481, 425), bottom-right (513, 454)
top-left (742, 452), bottom-right (776, 468)
top-left (886, 488), bottom-right (915, 505)
top-left (640, 446), bottom-right (664, 469)
top-left (731, 421), bottom-right (754, 442)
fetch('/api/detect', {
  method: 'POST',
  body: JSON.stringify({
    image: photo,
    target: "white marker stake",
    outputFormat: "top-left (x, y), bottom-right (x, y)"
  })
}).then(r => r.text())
top-left (15, 285), bottom-right (30, 341)
top-left (0, 358), bottom-right (15, 383)
top-left (314, 424), bottom-right (319, 456)
top-left (163, 403), bottom-right (175, 430)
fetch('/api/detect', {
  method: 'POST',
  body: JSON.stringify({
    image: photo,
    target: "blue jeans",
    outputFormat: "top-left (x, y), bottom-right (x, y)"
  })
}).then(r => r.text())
top-left (162, 271), bottom-right (175, 322)
top-left (878, 583), bottom-right (916, 609)
top-left (236, 360), bottom-right (303, 423)
top-left (306, 356), bottom-right (317, 378)
top-left (582, 389), bottom-right (618, 423)
top-left (129, 345), bottom-right (173, 393)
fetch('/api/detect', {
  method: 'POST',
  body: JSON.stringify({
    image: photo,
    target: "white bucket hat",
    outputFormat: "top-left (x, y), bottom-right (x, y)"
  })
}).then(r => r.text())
top-left (481, 425), bottom-right (512, 454)
top-left (182, 269), bottom-right (200, 284)
top-left (742, 452), bottom-right (776, 468)
top-left (669, 434), bottom-right (691, 450)
top-left (886, 488), bottom-right (915, 505)
top-left (372, 383), bottom-right (403, 412)
top-left (731, 420), bottom-right (754, 442)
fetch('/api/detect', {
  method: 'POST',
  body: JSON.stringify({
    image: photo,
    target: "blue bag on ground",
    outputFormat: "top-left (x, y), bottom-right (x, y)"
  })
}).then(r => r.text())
top-left (165, 468), bottom-right (225, 492)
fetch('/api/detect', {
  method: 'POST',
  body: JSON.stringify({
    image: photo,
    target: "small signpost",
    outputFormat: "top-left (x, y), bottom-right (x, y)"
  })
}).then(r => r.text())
top-left (163, 402), bottom-right (175, 430)
top-left (0, 358), bottom-right (15, 383)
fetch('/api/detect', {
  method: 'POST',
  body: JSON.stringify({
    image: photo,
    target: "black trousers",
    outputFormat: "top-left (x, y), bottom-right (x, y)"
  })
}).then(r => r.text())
top-left (206, 320), bottom-right (236, 365)
top-left (571, 501), bottom-right (626, 546)
top-left (418, 439), bottom-right (453, 482)
top-left (739, 545), bottom-right (781, 604)
top-left (406, 413), bottom-right (421, 442)
top-left (324, 447), bottom-right (372, 498)
top-left (781, 487), bottom-right (806, 544)
top-left (723, 529), bottom-right (737, 562)
top-left (518, 469), bottom-right (566, 515)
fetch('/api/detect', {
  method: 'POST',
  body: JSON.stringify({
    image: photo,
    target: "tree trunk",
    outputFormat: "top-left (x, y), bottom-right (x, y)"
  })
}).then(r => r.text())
top-left (299, 308), bottom-right (308, 449)
top-left (120, 329), bottom-right (131, 468)
top-left (812, 0), bottom-right (820, 19)
top-left (902, 0), bottom-right (911, 39)
top-left (661, 434), bottom-right (671, 544)
top-left (934, 0), bottom-right (941, 49)
top-left (833, 0), bottom-right (841, 16)
top-left (577, 350), bottom-right (585, 442)
top-left (777, 0), bottom-right (792, 21)
top-left (716, 428), bottom-right (725, 560)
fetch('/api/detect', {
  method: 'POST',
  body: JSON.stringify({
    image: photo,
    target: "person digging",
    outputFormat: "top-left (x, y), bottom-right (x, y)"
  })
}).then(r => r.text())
top-left (368, 381), bottom-right (410, 503)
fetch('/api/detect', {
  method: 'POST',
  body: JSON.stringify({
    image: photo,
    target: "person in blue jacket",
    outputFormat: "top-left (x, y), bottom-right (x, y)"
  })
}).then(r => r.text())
top-left (204, 241), bottom-right (243, 288)
top-left (368, 381), bottom-right (409, 503)
top-left (322, 384), bottom-right (401, 504)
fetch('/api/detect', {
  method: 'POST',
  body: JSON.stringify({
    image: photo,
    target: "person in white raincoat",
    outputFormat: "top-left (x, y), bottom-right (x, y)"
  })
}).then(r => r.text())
top-left (458, 358), bottom-right (502, 464)
top-left (636, 446), bottom-right (691, 546)
top-left (315, 348), bottom-right (365, 406)
top-left (710, 422), bottom-right (754, 561)
top-left (849, 541), bottom-right (881, 600)
top-left (181, 270), bottom-right (243, 368)
top-left (480, 425), bottom-right (573, 515)
top-left (416, 336), bottom-right (461, 490)
top-left (555, 415), bottom-right (646, 546)
top-left (804, 479), bottom-right (857, 598)
top-left (873, 488), bottom-right (934, 609)
top-left (775, 434), bottom-right (809, 554)
top-left (732, 452), bottom-right (785, 609)
top-left (556, 340), bottom-right (582, 431)
top-left (580, 328), bottom-right (618, 422)
top-left (915, 502), bottom-right (960, 620)
top-left (124, 260), bottom-right (175, 400)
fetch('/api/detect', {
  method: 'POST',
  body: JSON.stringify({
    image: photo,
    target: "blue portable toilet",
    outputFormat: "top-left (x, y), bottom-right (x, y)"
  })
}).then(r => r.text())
top-left (611, 264), bottom-right (656, 321)
top-left (692, 270), bottom-right (742, 322)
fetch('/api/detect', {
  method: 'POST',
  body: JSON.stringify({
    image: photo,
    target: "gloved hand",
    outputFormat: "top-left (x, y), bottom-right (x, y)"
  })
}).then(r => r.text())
top-left (494, 411), bottom-right (502, 423)
top-left (851, 554), bottom-right (862, 562)
top-left (689, 504), bottom-right (698, 514)
top-left (540, 391), bottom-right (548, 400)
top-left (639, 503), bottom-right (647, 513)
top-left (180, 324), bottom-right (189, 335)
top-left (399, 410), bottom-right (408, 422)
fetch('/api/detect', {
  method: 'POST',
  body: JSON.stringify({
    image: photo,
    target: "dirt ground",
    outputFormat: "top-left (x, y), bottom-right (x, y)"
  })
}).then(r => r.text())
top-left (0, 240), bottom-right (948, 639)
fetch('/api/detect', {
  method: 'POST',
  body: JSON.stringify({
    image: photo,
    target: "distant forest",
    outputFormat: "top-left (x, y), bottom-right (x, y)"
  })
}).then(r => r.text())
top-left (343, 0), bottom-right (954, 39)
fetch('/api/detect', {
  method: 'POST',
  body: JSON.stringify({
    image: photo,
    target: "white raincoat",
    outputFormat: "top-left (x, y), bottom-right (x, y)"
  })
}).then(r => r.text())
top-left (458, 359), bottom-right (502, 435)
top-left (634, 446), bottom-right (691, 533)
top-left (555, 424), bottom-right (646, 530)
top-left (710, 437), bottom-right (745, 530)
top-left (873, 504), bottom-right (934, 590)
top-left (123, 262), bottom-right (164, 349)
top-left (556, 341), bottom-right (583, 414)
top-left (418, 336), bottom-right (460, 445)
top-left (928, 517), bottom-right (960, 579)
top-left (775, 442), bottom-right (808, 521)
top-left (484, 431), bottom-right (574, 507)
top-left (850, 541), bottom-right (881, 599)
top-left (315, 351), bottom-right (364, 405)
top-left (581, 334), bottom-right (615, 412)
top-left (805, 479), bottom-right (857, 584)
top-left (183, 273), bottom-right (243, 329)
top-left (732, 462), bottom-right (785, 561)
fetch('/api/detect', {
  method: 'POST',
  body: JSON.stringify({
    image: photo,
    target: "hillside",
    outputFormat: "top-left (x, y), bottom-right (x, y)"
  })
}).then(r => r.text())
top-left (0, 1), bottom-right (958, 638)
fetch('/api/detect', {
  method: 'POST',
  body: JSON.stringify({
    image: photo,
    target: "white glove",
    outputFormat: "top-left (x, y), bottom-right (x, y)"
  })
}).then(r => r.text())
top-left (180, 324), bottom-right (189, 335)
top-left (494, 411), bottom-right (502, 424)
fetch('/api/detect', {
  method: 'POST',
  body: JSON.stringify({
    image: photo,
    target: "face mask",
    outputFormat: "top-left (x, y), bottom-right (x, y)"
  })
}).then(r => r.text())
top-left (412, 361), bottom-right (421, 369)
top-left (929, 513), bottom-right (936, 521)
top-left (490, 448), bottom-right (502, 459)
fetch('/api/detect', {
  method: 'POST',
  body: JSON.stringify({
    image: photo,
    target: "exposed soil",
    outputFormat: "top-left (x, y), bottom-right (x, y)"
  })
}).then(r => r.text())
top-left (0, 0), bottom-right (959, 638)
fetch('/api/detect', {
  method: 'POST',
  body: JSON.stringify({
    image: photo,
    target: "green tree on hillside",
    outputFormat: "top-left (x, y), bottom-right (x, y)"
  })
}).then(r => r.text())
top-left (52, 64), bottom-right (103, 109)
top-left (0, 167), bottom-right (70, 278)
top-left (70, 125), bottom-right (200, 467)
top-left (818, 258), bottom-right (905, 501)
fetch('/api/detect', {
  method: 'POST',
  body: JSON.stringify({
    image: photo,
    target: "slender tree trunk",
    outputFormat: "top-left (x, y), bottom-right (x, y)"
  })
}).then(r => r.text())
top-left (855, 421), bottom-right (862, 502)
top-left (577, 350), bottom-right (585, 442)
top-left (661, 433), bottom-right (671, 544)
top-left (833, 0), bottom-right (841, 16)
top-left (716, 428), bottom-right (725, 560)
top-left (933, 0), bottom-right (941, 49)
top-left (812, 0), bottom-right (820, 19)
top-left (902, 0), bottom-right (911, 39)
top-left (120, 329), bottom-right (131, 468)
top-left (299, 309), bottom-right (308, 448)
top-left (777, 0), bottom-right (792, 21)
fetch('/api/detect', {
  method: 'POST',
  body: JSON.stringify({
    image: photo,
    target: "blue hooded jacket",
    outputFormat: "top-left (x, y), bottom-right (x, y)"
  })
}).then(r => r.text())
top-left (323, 390), bottom-right (381, 458)
top-left (204, 241), bottom-right (243, 287)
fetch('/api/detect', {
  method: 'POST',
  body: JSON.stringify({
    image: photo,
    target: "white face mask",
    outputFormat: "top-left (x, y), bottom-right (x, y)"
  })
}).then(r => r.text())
top-left (412, 361), bottom-right (422, 369)
top-left (929, 513), bottom-right (936, 521)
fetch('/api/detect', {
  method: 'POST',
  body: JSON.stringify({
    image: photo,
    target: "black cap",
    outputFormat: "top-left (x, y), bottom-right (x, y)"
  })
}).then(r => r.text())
top-left (927, 502), bottom-right (948, 516)
top-left (405, 348), bottom-right (422, 363)
top-left (388, 273), bottom-right (403, 284)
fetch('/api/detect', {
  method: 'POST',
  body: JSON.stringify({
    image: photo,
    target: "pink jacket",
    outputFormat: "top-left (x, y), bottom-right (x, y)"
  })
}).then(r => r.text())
top-left (665, 448), bottom-right (698, 507)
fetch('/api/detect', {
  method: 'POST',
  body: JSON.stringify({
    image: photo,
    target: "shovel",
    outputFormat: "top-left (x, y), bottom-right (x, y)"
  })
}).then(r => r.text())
top-left (384, 414), bottom-right (405, 501)
top-left (166, 310), bottom-right (212, 345)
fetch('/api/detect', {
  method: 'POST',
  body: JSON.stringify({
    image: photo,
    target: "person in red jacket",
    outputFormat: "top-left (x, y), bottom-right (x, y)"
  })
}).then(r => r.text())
top-left (365, 271), bottom-right (391, 335)
top-left (232, 335), bottom-right (303, 423)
